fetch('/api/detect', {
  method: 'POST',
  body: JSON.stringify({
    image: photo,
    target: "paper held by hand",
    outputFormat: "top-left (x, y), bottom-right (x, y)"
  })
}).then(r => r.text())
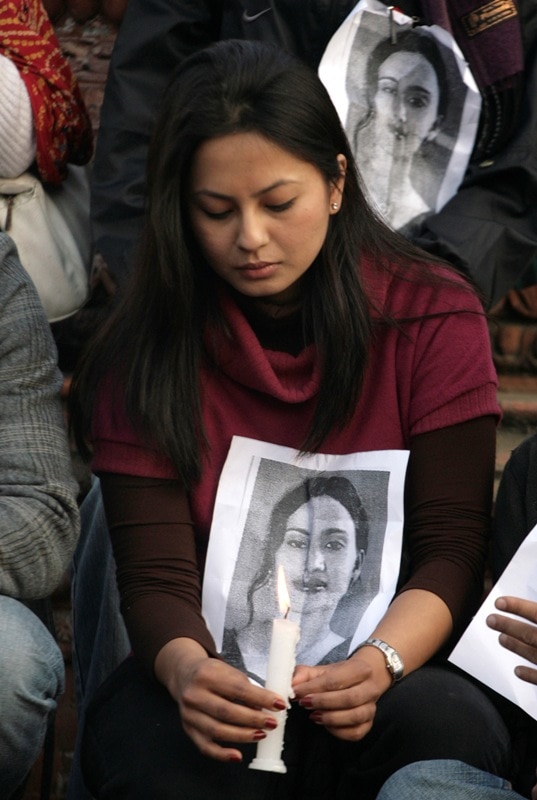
top-left (449, 525), bottom-right (537, 721)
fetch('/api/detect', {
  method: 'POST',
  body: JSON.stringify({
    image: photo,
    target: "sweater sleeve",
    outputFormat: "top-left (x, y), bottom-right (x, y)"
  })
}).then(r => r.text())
top-left (0, 235), bottom-right (80, 598)
top-left (99, 472), bottom-right (218, 676)
top-left (400, 414), bottom-right (497, 640)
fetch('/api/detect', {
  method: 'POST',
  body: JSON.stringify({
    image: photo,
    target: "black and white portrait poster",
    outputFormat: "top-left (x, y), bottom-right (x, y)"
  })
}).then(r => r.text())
top-left (202, 436), bottom-right (409, 685)
top-left (319, 0), bottom-right (481, 237)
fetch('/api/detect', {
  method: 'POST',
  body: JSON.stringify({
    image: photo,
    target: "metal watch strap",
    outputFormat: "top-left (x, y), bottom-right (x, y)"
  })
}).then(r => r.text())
top-left (354, 637), bottom-right (404, 683)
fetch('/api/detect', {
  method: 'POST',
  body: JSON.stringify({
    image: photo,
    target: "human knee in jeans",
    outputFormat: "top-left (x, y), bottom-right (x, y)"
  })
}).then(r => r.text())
top-left (377, 760), bottom-right (527, 800)
top-left (0, 597), bottom-right (64, 799)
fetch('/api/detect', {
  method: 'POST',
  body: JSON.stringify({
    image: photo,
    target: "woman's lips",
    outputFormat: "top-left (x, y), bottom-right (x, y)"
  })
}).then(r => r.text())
top-left (292, 578), bottom-right (328, 593)
top-left (237, 261), bottom-right (280, 279)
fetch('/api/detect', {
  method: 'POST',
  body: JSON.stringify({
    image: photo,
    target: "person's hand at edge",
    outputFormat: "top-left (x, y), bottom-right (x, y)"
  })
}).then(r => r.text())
top-left (487, 596), bottom-right (537, 684)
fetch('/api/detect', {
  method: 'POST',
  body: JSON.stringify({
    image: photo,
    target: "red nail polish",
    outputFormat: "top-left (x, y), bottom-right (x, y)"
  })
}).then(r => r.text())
top-left (253, 730), bottom-right (267, 741)
top-left (228, 753), bottom-right (242, 762)
top-left (310, 711), bottom-right (323, 724)
top-left (299, 696), bottom-right (313, 708)
top-left (264, 718), bottom-right (278, 730)
top-left (273, 699), bottom-right (287, 711)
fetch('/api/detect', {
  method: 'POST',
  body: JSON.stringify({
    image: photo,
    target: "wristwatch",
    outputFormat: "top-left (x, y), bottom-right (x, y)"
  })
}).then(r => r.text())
top-left (354, 637), bottom-right (404, 683)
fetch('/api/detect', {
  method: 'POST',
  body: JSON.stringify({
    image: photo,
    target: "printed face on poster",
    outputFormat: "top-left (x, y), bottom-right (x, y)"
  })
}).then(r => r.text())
top-left (202, 436), bottom-right (409, 684)
top-left (319, 0), bottom-right (481, 236)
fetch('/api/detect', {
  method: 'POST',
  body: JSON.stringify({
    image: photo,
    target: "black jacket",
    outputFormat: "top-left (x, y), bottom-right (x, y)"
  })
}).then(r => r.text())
top-left (91, 0), bottom-right (537, 306)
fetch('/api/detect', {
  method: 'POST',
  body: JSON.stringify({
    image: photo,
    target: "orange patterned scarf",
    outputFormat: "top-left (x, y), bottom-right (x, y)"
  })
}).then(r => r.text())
top-left (0, 0), bottom-right (93, 185)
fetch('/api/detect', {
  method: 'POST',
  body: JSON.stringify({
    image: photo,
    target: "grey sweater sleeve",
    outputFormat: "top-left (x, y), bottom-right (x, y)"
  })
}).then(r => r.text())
top-left (0, 233), bottom-right (80, 598)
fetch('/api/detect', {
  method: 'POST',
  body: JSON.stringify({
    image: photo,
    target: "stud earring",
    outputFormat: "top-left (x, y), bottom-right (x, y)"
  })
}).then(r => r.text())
top-left (331, 202), bottom-right (339, 210)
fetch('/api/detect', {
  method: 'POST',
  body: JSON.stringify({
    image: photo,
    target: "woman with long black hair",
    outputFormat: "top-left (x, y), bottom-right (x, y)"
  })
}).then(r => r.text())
top-left (71, 38), bottom-right (510, 800)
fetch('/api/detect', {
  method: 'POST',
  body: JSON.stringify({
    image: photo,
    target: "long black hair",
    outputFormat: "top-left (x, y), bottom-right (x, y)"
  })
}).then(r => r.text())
top-left (71, 38), bottom-right (468, 488)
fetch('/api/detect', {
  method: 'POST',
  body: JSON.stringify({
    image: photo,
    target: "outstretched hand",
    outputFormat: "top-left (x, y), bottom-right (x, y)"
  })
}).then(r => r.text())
top-left (291, 656), bottom-right (382, 741)
top-left (487, 596), bottom-right (537, 685)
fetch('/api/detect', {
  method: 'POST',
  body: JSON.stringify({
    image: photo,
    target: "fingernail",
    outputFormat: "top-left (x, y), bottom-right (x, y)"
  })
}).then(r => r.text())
top-left (273, 699), bottom-right (287, 711)
top-left (299, 696), bottom-right (313, 708)
top-left (310, 711), bottom-right (323, 724)
top-left (495, 597), bottom-right (507, 610)
top-left (264, 718), bottom-right (278, 730)
top-left (487, 614), bottom-right (497, 626)
top-left (228, 753), bottom-right (242, 762)
top-left (253, 730), bottom-right (267, 741)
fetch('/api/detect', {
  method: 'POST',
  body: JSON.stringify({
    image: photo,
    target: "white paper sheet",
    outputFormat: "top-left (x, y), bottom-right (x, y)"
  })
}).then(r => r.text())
top-left (318, 0), bottom-right (481, 235)
top-left (449, 525), bottom-right (537, 721)
top-left (201, 436), bottom-right (409, 684)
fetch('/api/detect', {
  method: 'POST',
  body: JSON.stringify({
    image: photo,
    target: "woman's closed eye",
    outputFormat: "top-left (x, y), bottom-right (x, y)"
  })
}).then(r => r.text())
top-left (266, 198), bottom-right (295, 213)
top-left (198, 198), bottom-right (295, 219)
top-left (200, 207), bottom-right (233, 220)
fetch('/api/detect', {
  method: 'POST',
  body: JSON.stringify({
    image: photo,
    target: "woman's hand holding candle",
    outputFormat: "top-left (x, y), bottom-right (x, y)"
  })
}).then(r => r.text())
top-left (292, 654), bottom-right (385, 742)
top-left (155, 636), bottom-right (287, 763)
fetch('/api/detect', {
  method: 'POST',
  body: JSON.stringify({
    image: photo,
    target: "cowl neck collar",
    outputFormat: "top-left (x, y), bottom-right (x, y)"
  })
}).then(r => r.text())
top-left (203, 288), bottom-right (321, 403)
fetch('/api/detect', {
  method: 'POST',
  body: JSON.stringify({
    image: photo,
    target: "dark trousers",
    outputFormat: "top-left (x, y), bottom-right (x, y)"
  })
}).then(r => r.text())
top-left (81, 657), bottom-right (512, 800)
top-left (493, 431), bottom-right (537, 797)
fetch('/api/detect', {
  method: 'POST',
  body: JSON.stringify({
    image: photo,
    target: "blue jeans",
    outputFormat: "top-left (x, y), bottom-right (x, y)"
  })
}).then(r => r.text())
top-left (0, 596), bottom-right (64, 798)
top-left (67, 477), bottom-right (131, 800)
top-left (377, 761), bottom-right (528, 800)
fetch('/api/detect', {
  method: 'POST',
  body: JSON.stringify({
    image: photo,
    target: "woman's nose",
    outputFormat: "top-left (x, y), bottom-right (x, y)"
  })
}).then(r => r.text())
top-left (304, 546), bottom-right (326, 575)
top-left (236, 210), bottom-right (268, 252)
top-left (393, 93), bottom-right (407, 122)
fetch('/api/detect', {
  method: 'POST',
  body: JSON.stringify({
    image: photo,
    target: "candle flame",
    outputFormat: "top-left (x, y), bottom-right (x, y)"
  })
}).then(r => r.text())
top-left (277, 565), bottom-right (291, 617)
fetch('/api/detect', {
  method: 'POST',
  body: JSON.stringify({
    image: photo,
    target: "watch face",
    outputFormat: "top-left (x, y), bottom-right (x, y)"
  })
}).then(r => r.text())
top-left (379, 642), bottom-right (403, 679)
top-left (356, 639), bottom-right (404, 680)
top-left (388, 652), bottom-right (404, 679)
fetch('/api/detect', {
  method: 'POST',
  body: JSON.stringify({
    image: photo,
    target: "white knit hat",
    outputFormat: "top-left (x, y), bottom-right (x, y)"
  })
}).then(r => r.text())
top-left (0, 54), bottom-right (36, 178)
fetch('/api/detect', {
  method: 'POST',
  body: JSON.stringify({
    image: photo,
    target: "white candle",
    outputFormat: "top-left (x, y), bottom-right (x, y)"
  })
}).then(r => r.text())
top-left (249, 566), bottom-right (300, 774)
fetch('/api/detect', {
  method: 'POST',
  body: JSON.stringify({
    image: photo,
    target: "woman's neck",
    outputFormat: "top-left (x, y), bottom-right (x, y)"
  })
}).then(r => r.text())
top-left (249, 294), bottom-right (303, 320)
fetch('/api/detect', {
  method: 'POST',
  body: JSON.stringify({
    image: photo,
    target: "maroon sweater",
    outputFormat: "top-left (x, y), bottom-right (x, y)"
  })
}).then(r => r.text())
top-left (92, 266), bottom-right (500, 673)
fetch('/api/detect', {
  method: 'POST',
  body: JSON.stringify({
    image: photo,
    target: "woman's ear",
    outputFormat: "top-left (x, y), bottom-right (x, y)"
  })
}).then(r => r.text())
top-left (329, 154), bottom-right (347, 213)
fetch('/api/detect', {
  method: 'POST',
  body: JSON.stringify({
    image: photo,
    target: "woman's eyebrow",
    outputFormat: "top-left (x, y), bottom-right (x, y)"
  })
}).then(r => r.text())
top-left (192, 179), bottom-right (300, 200)
top-left (378, 76), bottom-right (432, 97)
top-left (406, 85), bottom-right (432, 96)
top-left (286, 526), bottom-right (349, 535)
top-left (321, 527), bottom-right (351, 535)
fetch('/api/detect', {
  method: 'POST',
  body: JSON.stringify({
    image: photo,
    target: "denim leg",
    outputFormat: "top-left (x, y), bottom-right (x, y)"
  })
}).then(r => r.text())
top-left (0, 596), bottom-right (64, 798)
top-left (377, 761), bottom-right (528, 800)
top-left (67, 477), bottom-right (131, 800)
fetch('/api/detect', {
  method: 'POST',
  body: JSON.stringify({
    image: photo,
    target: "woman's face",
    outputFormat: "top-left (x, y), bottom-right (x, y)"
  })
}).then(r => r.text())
top-left (373, 50), bottom-right (441, 152)
top-left (189, 132), bottom-right (346, 305)
top-left (275, 495), bottom-right (360, 618)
